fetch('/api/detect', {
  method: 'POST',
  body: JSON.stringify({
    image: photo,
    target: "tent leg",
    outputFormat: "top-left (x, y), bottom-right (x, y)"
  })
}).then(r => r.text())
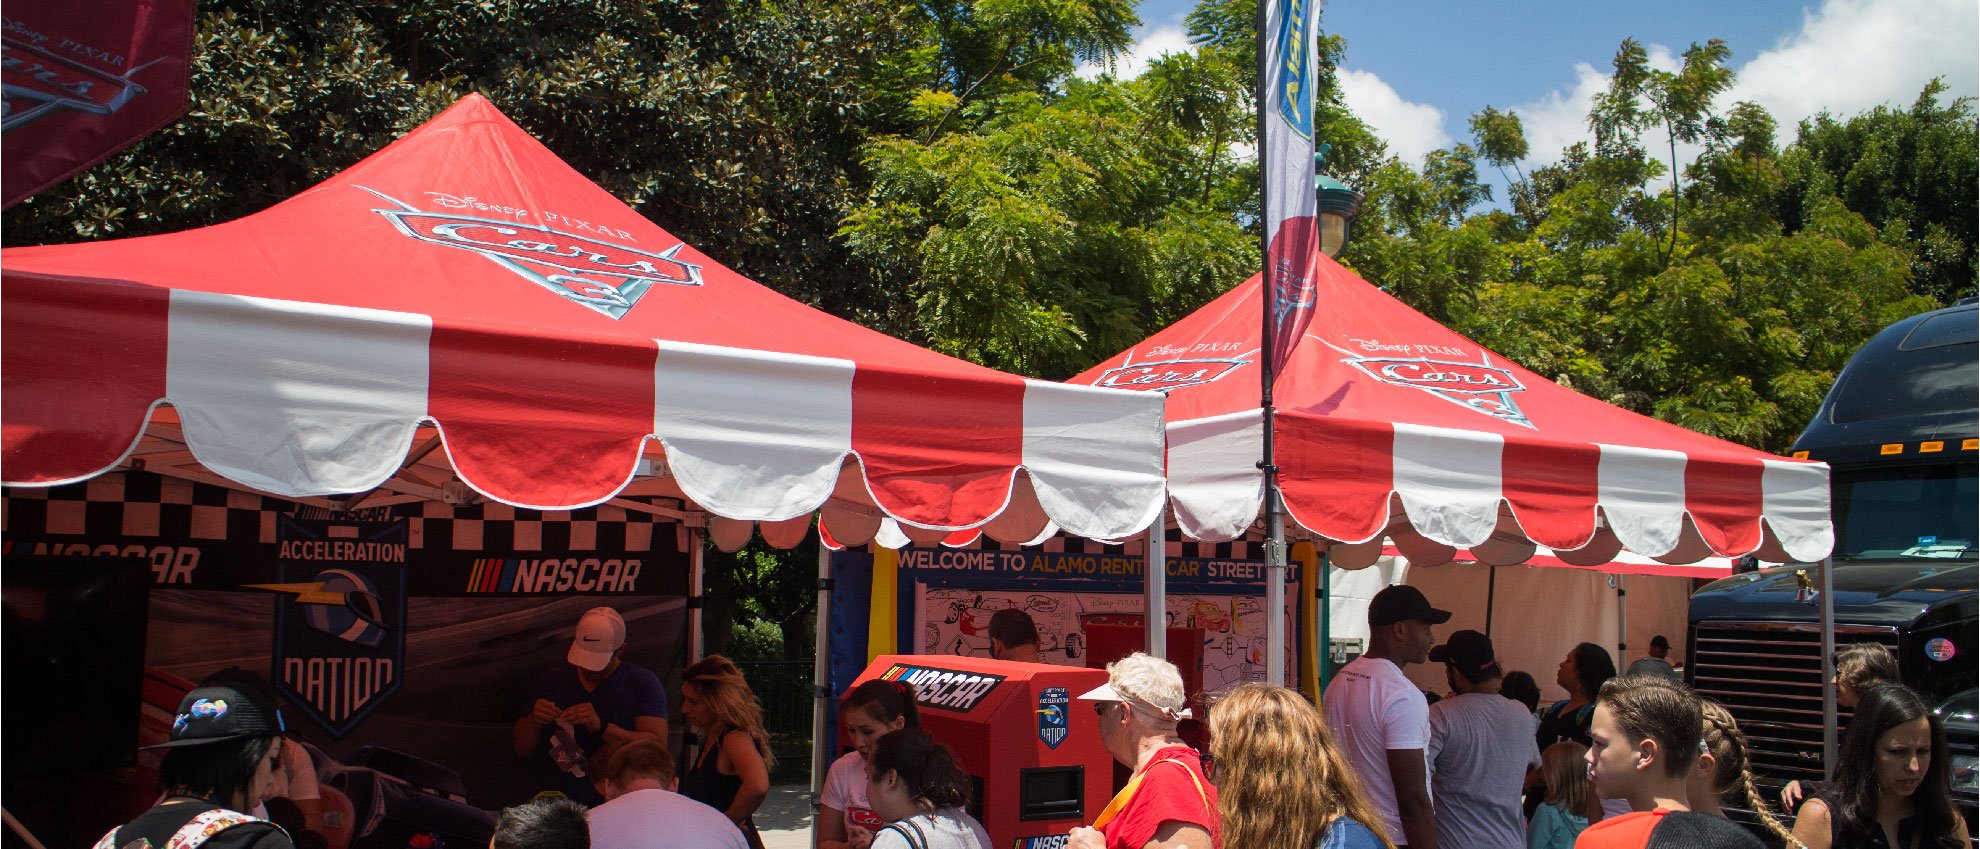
top-left (688, 528), bottom-right (706, 662)
top-left (1820, 557), bottom-right (1837, 779)
top-left (1265, 485), bottom-right (1287, 687)
top-left (1316, 546), bottom-right (1332, 695)
top-left (1485, 565), bottom-right (1496, 637)
top-left (1615, 574), bottom-right (1628, 666)
top-left (811, 541), bottom-right (832, 798)
top-left (1146, 521), bottom-right (1167, 658)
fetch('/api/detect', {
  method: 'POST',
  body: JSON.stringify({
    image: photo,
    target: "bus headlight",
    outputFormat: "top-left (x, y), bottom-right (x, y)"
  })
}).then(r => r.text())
top-left (1952, 754), bottom-right (1978, 796)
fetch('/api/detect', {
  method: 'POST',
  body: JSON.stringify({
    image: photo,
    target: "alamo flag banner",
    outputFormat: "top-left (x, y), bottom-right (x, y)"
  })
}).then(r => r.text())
top-left (260, 515), bottom-right (409, 738)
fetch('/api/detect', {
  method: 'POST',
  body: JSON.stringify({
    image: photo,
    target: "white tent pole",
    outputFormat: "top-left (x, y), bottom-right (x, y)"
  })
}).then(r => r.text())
top-left (1146, 521), bottom-right (1167, 658)
top-left (810, 540), bottom-right (833, 797)
top-left (688, 528), bottom-right (706, 662)
top-left (1820, 556), bottom-right (1837, 778)
top-left (1266, 484), bottom-right (1286, 686)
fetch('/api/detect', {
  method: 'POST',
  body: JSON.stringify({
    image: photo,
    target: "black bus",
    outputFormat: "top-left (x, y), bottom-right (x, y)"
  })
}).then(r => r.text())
top-left (1688, 299), bottom-right (1977, 834)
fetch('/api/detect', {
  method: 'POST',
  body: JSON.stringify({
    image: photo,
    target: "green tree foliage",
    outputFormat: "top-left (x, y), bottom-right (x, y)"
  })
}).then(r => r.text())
top-left (1361, 49), bottom-right (1964, 452)
top-left (1777, 80), bottom-right (1978, 304)
top-left (4, 0), bottom-right (926, 323)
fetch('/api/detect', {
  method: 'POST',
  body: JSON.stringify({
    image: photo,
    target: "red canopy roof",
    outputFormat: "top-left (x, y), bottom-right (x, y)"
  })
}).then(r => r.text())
top-left (3, 95), bottom-right (1166, 544)
top-left (1076, 264), bottom-right (1832, 577)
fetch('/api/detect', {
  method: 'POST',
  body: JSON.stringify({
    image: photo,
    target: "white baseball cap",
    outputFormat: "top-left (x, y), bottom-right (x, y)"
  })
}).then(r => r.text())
top-left (568, 607), bottom-right (626, 671)
top-left (1076, 652), bottom-right (1191, 720)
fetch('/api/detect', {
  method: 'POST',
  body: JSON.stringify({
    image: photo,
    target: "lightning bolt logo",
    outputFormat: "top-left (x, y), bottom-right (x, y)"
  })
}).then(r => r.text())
top-left (246, 582), bottom-right (347, 605)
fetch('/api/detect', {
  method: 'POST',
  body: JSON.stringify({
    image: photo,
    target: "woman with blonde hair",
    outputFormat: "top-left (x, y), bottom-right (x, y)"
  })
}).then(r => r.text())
top-left (1690, 701), bottom-right (1801, 847)
top-left (1208, 684), bottom-right (1393, 849)
top-left (1525, 742), bottom-right (1596, 849)
top-left (679, 654), bottom-right (775, 849)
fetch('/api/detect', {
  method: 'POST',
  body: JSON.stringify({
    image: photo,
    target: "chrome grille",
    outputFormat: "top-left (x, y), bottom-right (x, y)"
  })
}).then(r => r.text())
top-left (1689, 621), bottom-right (1899, 782)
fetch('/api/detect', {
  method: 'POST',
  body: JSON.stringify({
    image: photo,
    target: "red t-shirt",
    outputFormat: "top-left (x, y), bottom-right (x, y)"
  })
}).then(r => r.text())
top-left (1573, 808), bottom-right (1763, 849)
top-left (1100, 746), bottom-right (1220, 849)
top-left (1575, 809), bottom-right (1668, 849)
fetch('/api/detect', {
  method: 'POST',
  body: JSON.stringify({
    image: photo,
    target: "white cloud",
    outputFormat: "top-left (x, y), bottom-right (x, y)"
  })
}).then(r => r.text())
top-left (1508, 0), bottom-right (1977, 172)
top-left (1076, 22), bottom-right (1193, 81)
top-left (1337, 68), bottom-right (1454, 166)
top-left (1733, 0), bottom-right (1977, 126)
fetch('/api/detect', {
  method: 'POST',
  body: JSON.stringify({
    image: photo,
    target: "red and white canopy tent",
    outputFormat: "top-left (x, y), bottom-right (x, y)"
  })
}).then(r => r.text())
top-left (1075, 261), bottom-right (1834, 685)
top-left (1, 94), bottom-right (1168, 656)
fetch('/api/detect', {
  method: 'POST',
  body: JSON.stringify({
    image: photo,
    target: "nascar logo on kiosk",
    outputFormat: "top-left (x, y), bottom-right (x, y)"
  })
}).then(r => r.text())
top-left (880, 663), bottom-right (1005, 713)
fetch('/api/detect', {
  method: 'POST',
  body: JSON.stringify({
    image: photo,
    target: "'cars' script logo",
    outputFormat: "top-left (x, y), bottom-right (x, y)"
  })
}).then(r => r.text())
top-left (1, 38), bottom-right (149, 132)
top-left (1344, 354), bottom-right (1536, 428)
top-left (1094, 355), bottom-right (1253, 392)
top-left (361, 187), bottom-right (701, 319)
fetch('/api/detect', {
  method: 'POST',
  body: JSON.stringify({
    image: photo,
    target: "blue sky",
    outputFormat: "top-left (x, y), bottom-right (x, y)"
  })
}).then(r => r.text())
top-left (1094, 0), bottom-right (1978, 177)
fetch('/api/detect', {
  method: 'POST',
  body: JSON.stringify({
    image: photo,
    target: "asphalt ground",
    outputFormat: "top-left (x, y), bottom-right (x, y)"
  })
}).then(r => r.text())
top-left (756, 784), bottom-right (815, 849)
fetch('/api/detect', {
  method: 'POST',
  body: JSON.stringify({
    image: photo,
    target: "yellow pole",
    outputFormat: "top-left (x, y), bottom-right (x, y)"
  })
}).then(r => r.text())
top-left (867, 546), bottom-right (900, 661)
top-left (1293, 541), bottom-right (1320, 700)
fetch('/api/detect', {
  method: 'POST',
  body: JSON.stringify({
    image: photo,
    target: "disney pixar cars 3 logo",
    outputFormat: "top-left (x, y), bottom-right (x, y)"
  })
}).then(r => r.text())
top-left (1345, 355), bottom-right (1535, 429)
top-left (359, 186), bottom-right (701, 320)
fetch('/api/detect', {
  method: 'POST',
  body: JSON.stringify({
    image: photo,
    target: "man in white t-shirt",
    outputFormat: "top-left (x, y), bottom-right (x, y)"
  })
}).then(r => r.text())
top-left (1426, 629), bottom-right (1543, 849)
top-left (588, 739), bottom-right (747, 849)
top-left (1323, 584), bottom-right (1448, 849)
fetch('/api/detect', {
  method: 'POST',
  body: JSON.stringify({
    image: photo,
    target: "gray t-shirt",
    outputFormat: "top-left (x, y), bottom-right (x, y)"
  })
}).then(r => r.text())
top-left (1626, 656), bottom-right (1678, 679)
top-left (1427, 691), bottom-right (1543, 849)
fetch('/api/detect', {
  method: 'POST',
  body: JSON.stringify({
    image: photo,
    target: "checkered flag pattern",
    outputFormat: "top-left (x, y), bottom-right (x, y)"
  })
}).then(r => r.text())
top-left (3, 472), bottom-right (674, 552)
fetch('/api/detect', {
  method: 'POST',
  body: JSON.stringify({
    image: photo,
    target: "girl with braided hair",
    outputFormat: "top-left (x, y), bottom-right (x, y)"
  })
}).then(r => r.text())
top-left (1688, 701), bottom-right (1802, 847)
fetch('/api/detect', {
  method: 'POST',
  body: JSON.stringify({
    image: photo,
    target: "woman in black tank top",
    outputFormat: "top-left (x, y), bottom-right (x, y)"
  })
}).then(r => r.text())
top-left (678, 656), bottom-right (774, 849)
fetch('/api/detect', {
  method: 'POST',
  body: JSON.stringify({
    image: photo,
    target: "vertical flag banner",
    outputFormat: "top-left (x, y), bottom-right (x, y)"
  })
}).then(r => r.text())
top-left (1, 0), bottom-right (195, 207)
top-left (1261, 0), bottom-right (1320, 375)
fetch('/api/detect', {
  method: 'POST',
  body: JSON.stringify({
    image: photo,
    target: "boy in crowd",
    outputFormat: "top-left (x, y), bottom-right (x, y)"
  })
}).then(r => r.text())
top-left (1575, 675), bottom-right (1762, 849)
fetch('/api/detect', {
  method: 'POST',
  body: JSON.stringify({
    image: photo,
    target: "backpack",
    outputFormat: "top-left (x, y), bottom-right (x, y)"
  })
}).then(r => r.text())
top-left (95, 807), bottom-right (283, 849)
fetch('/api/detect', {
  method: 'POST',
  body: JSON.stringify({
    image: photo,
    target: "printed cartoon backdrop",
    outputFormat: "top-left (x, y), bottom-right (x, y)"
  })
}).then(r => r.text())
top-left (2, 471), bottom-right (689, 815)
top-left (831, 541), bottom-right (1296, 702)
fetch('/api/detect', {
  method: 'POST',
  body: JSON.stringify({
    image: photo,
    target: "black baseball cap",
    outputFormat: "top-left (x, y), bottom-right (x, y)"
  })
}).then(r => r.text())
top-left (1429, 629), bottom-right (1496, 673)
top-left (144, 685), bottom-right (286, 749)
top-left (1368, 585), bottom-right (1452, 627)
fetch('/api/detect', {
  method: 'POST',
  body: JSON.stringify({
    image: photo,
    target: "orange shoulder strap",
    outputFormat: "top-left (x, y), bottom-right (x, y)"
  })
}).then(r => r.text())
top-left (1089, 758), bottom-right (1210, 830)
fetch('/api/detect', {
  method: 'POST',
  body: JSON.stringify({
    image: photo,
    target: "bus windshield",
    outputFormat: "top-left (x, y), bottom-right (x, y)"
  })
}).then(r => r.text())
top-left (1832, 463), bottom-right (1980, 561)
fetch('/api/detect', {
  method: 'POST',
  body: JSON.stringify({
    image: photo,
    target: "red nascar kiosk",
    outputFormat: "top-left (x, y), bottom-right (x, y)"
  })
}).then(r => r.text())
top-left (850, 655), bottom-right (1112, 849)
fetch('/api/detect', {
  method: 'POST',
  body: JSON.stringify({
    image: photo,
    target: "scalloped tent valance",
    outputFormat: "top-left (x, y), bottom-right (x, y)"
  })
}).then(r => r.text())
top-left (1073, 268), bottom-right (1833, 578)
top-left (1, 95), bottom-right (1166, 545)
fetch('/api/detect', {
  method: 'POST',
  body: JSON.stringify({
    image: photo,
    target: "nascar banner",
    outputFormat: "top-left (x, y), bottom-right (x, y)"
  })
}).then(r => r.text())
top-left (2, 0), bottom-right (195, 206)
top-left (1259, 0), bottom-right (1321, 375)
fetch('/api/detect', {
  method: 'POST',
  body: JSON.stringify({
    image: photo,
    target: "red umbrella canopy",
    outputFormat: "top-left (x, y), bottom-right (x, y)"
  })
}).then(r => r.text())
top-left (1076, 264), bottom-right (1833, 577)
top-left (3, 95), bottom-right (1166, 544)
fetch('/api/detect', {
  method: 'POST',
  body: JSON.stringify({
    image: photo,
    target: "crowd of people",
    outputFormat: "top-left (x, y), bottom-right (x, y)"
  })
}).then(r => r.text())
top-left (98, 596), bottom-right (1970, 849)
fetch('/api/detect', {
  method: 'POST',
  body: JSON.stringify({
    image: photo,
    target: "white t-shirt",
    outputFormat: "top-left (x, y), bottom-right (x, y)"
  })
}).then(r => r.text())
top-left (589, 787), bottom-right (748, 849)
top-left (870, 808), bottom-right (991, 849)
top-left (1322, 655), bottom-right (1430, 843)
top-left (822, 751), bottom-right (886, 838)
top-left (1427, 691), bottom-right (1543, 849)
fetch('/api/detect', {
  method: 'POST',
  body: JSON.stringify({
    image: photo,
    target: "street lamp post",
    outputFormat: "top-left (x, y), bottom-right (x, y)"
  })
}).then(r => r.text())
top-left (1308, 142), bottom-right (1361, 693)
